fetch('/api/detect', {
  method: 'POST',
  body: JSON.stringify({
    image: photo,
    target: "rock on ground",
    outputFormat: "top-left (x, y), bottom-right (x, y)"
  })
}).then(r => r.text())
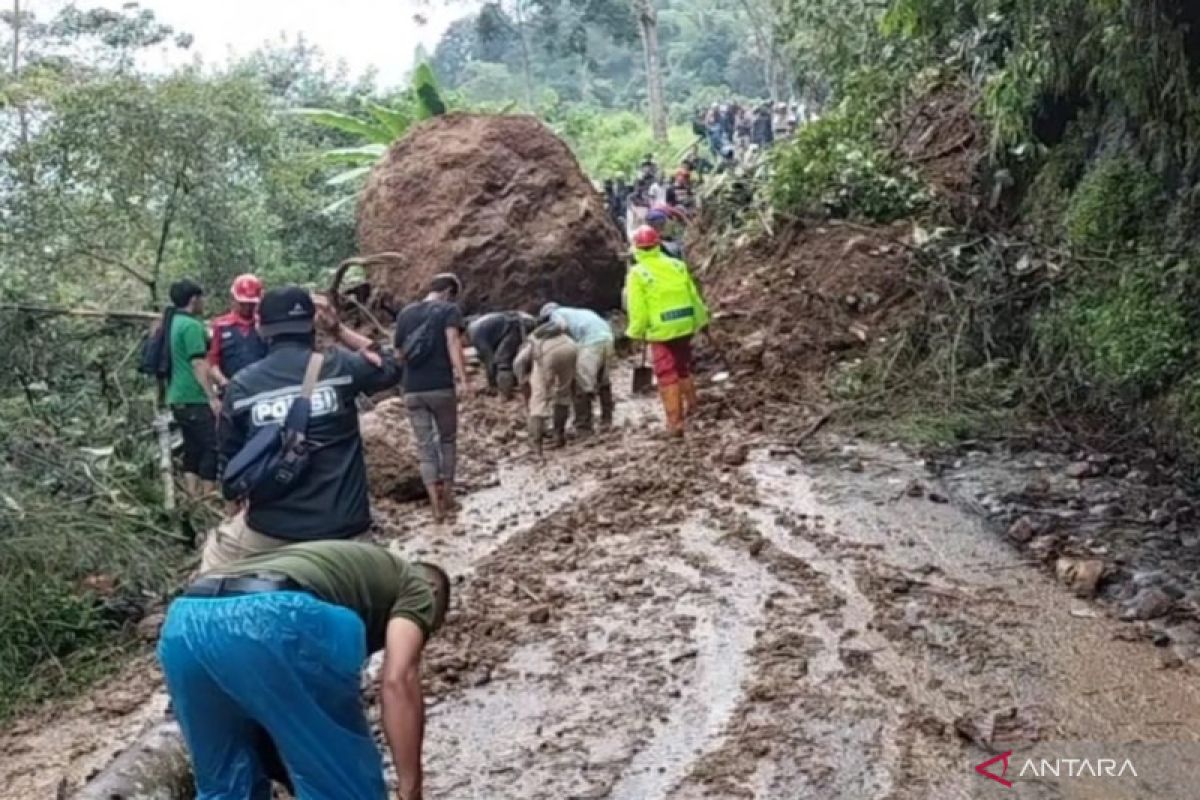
top-left (360, 398), bottom-right (425, 502)
top-left (356, 113), bottom-right (626, 314)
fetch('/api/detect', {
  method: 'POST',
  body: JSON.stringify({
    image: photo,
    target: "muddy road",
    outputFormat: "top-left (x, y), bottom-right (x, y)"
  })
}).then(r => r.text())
top-left (4, 381), bottom-right (1200, 799)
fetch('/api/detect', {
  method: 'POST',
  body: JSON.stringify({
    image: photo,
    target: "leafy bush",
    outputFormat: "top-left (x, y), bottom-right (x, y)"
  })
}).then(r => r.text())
top-left (769, 110), bottom-right (926, 222)
top-left (1038, 265), bottom-right (1189, 395)
top-left (1064, 154), bottom-right (1161, 251)
top-left (0, 317), bottom-right (186, 720)
top-left (1020, 127), bottom-right (1088, 239)
top-left (551, 105), bottom-right (697, 178)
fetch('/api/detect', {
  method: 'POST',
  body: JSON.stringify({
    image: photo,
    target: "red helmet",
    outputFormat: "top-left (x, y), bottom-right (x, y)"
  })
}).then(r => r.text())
top-left (633, 225), bottom-right (661, 249)
top-left (230, 273), bottom-right (263, 304)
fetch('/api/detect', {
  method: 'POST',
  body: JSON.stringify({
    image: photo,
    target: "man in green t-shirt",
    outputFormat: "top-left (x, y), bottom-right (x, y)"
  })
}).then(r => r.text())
top-left (158, 540), bottom-right (450, 800)
top-left (166, 279), bottom-right (220, 497)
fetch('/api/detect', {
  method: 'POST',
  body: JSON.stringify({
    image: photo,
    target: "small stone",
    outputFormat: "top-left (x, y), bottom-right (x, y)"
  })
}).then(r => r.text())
top-left (1066, 461), bottom-right (1102, 479)
top-left (135, 611), bottom-right (166, 641)
top-left (927, 492), bottom-right (949, 504)
top-left (1121, 587), bottom-right (1173, 621)
top-left (1088, 503), bottom-right (1121, 519)
top-left (1055, 558), bottom-right (1106, 598)
top-left (1149, 507), bottom-right (1173, 527)
top-left (721, 443), bottom-right (749, 467)
top-left (1007, 516), bottom-right (1037, 544)
top-left (528, 606), bottom-right (551, 624)
top-left (905, 480), bottom-right (925, 498)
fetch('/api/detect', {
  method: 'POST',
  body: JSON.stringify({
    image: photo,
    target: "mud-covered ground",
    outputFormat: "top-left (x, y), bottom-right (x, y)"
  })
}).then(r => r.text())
top-left (4, 373), bottom-right (1200, 800)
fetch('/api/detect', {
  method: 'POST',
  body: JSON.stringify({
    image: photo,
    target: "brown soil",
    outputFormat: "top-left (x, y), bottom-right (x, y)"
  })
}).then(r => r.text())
top-left (356, 114), bottom-right (626, 315)
top-left (891, 84), bottom-right (986, 224)
top-left (688, 219), bottom-right (918, 436)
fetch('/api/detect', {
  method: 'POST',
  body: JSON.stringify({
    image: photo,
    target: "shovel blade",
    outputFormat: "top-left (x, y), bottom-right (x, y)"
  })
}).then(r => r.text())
top-left (632, 366), bottom-right (655, 395)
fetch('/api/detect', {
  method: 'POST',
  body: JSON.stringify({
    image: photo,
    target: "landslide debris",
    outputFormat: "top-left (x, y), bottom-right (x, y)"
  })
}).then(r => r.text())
top-left (688, 219), bottom-right (917, 437)
top-left (356, 113), bottom-right (626, 314)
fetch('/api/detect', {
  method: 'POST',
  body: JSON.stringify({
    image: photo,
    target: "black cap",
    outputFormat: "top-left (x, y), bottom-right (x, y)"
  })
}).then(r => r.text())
top-left (258, 286), bottom-right (315, 337)
top-left (169, 279), bottom-right (203, 308)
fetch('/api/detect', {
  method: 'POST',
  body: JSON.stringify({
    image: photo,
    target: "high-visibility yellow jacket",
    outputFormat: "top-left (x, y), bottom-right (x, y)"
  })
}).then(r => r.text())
top-left (625, 248), bottom-right (710, 342)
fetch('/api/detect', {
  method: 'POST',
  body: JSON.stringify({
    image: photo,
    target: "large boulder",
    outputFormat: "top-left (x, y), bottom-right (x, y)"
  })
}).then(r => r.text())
top-left (356, 113), bottom-right (626, 314)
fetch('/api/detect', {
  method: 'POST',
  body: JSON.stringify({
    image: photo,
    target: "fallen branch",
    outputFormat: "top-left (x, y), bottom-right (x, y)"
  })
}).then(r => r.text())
top-left (0, 303), bottom-right (158, 322)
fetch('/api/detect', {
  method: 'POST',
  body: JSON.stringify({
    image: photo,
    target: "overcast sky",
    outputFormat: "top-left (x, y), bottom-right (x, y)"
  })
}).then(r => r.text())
top-left (28, 0), bottom-right (475, 87)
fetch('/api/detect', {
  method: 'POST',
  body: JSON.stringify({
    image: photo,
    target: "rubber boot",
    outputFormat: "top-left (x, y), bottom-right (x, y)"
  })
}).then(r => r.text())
top-left (552, 405), bottom-right (570, 448)
top-left (658, 383), bottom-right (685, 437)
top-left (497, 369), bottom-right (517, 401)
top-left (426, 482), bottom-right (445, 524)
top-left (679, 376), bottom-right (699, 419)
top-left (528, 415), bottom-right (545, 458)
top-left (439, 480), bottom-right (457, 515)
top-left (598, 384), bottom-right (615, 429)
top-left (574, 392), bottom-right (595, 438)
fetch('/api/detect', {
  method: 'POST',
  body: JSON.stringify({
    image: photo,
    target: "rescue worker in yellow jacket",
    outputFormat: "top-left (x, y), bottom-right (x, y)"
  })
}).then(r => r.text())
top-left (625, 225), bottom-right (711, 436)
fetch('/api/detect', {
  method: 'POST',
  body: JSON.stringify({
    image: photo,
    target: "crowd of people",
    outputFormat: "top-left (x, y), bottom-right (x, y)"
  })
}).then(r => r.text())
top-left (599, 97), bottom-right (810, 249)
top-left (694, 99), bottom-right (810, 160)
top-left (602, 153), bottom-right (698, 245)
top-left (146, 219), bottom-right (711, 798)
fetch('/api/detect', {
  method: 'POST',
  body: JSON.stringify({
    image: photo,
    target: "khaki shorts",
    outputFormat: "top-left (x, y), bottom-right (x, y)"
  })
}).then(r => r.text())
top-left (200, 512), bottom-right (368, 573)
top-left (529, 337), bottom-right (577, 417)
top-left (575, 340), bottom-right (614, 394)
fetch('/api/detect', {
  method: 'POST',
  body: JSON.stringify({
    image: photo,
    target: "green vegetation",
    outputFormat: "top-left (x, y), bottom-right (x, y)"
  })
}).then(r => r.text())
top-left (552, 107), bottom-right (696, 176)
top-left (292, 63), bottom-right (451, 213)
top-left (769, 110), bottom-right (925, 221)
top-left (761, 0), bottom-right (1200, 451)
top-left (1063, 155), bottom-right (1161, 252)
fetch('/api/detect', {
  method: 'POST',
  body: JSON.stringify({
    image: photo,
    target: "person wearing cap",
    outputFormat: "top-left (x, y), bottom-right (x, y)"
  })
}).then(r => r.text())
top-left (166, 279), bottom-right (221, 498)
top-left (538, 302), bottom-right (615, 436)
top-left (625, 225), bottom-right (710, 437)
top-left (392, 274), bottom-right (469, 523)
top-left (207, 273), bottom-right (268, 389)
top-left (645, 206), bottom-right (685, 260)
top-left (158, 540), bottom-right (450, 800)
top-left (513, 321), bottom-right (578, 456)
top-left (466, 310), bottom-right (535, 399)
top-left (204, 286), bottom-right (402, 571)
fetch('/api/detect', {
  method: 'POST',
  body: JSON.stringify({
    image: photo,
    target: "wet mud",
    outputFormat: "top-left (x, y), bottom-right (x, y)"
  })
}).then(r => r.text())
top-left (5, 378), bottom-right (1200, 799)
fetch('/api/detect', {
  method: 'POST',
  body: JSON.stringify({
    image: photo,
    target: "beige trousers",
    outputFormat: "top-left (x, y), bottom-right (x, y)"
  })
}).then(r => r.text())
top-left (200, 512), bottom-right (368, 573)
top-left (529, 336), bottom-right (578, 417)
top-left (575, 340), bottom-right (614, 394)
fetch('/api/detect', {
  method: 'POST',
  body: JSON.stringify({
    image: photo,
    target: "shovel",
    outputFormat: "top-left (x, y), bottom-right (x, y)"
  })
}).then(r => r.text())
top-left (632, 344), bottom-right (655, 395)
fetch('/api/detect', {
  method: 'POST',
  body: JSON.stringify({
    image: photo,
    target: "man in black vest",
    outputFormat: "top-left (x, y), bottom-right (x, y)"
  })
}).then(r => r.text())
top-left (205, 286), bottom-right (402, 571)
top-left (208, 273), bottom-right (268, 389)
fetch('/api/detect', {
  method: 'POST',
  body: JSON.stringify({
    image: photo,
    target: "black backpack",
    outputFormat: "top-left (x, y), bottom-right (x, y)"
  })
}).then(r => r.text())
top-left (138, 307), bottom-right (174, 379)
top-left (398, 304), bottom-right (439, 366)
top-left (221, 353), bottom-right (324, 503)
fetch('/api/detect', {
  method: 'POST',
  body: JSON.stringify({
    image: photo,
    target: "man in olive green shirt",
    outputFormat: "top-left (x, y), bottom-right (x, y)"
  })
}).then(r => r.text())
top-left (166, 279), bottom-right (221, 497)
top-left (158, 540), bottom-right (450, 800)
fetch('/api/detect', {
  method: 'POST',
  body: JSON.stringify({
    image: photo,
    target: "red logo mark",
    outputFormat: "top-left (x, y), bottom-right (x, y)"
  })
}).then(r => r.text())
top-left (975, 751), bottom-right (1013, 788)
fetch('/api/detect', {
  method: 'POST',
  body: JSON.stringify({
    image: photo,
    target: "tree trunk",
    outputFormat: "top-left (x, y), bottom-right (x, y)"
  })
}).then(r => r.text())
top-left (633, 0), bottom-right (668, 142)
top-left (73, 720), bottom-right (192, 800)
top-left (512, 1), bottom-right (536, 110)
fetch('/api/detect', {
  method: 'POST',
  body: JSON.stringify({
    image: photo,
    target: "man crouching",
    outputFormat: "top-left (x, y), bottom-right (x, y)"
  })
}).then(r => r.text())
top-left (157, 540), bottom-right (449, 800)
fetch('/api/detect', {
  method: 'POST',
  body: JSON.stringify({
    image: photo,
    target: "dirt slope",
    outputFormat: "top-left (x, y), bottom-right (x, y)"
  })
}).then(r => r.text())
top-left (356, 114), bottom-right (626, 314)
